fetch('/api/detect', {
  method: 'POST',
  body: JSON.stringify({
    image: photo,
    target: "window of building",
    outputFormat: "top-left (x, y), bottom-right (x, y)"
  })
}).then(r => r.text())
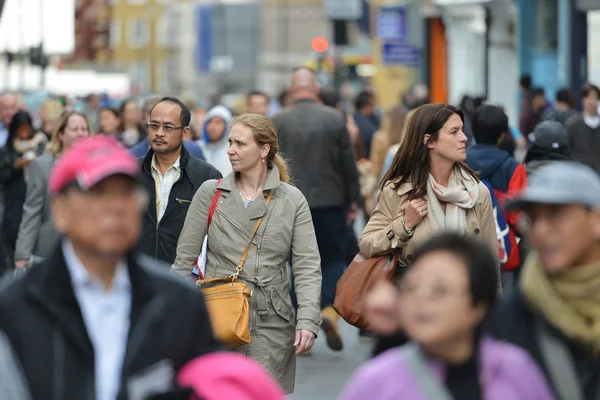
top-left (110, 20), bottom-right (120, 47)
top-left (156, 16), bottom-right (170, 48)
top-left (128, 19), bottom-right (149, 48)
top-left (534, 0), bottom-right (558, 50)
top-left (130, 60), bottom-right (150, 94)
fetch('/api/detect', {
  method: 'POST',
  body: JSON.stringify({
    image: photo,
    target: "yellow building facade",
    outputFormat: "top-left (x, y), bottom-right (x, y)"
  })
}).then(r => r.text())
top-left (110, 0), bottom-right (170, 94)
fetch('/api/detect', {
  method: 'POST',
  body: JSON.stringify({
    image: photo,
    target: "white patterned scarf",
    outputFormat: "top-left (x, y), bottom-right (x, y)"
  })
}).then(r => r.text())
top-left (426, 167), bottom-right (480, 233)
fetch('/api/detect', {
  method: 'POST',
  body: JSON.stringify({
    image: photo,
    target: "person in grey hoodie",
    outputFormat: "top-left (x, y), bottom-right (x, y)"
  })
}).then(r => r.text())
top-left (197, 105), bottom-right (233, 176)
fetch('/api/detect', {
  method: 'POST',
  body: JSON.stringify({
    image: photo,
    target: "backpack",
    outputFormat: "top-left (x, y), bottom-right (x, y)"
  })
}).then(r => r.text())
top-left (482, 179), bottom-right (511, 264)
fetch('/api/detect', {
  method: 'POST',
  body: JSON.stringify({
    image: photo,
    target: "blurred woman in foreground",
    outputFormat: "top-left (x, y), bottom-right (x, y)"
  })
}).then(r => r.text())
top-left (339, 234), bottom-right (554, 400)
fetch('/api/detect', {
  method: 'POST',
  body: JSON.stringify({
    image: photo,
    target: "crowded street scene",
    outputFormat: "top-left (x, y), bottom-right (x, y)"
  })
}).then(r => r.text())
top-left (1, 0), bottom-right (600, 399)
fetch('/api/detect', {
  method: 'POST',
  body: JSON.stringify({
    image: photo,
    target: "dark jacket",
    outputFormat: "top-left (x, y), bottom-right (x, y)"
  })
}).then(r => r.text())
top-left (488, 288), bottom-right (600, 400)
top-left (272, 98), bottom-right (360, 209)
top-left (566, 115), bottom-right (600, 174)
top-left (0, 144), bottom-right (45, 250)
top-left (139, 146), bottom-right (221, 264)
top-left (466, 145), bottom-right (528, 271)
top-left (0, 245), bottom-right (221, 400)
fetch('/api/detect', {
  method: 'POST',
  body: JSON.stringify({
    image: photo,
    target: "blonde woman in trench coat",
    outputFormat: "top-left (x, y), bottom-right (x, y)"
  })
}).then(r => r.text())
top-left (172, 114), bottom-right (322, 394)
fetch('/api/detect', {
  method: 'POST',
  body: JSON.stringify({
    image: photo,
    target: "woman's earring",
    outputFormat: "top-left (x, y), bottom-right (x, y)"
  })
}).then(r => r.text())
top-left (262, 158), bottom-right (265, 163)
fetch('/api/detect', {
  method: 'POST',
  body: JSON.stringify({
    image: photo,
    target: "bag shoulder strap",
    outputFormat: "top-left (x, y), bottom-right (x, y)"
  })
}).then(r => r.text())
top-left (535, 317), bottom-right (585, 400)
top-left (231, 189), bottom-right (274, 280)
top-left (399, 343), bottom-right (454, 400)
top-left (207, 179), bottom-right (223, 229)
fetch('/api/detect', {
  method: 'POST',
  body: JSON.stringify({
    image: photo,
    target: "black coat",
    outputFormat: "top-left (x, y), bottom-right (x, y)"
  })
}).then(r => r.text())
top-left (0, 144), bottom-right (45, 250)
top-left (138, 147), bottom-right (221, 264)
top-left (487, 288), bottom-right (600, 400)
top-left (0, 245), bottom-right (222, 400)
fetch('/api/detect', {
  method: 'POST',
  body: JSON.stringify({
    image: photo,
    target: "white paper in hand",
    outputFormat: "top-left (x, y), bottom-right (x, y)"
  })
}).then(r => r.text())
top-left (194, 235), bottom-right (209, 279)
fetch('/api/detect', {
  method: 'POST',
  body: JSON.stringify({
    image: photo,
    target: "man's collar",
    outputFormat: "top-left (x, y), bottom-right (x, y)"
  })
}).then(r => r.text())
top-left (151, 154), bottom-right (181, 174)
top-left (62, 239), bottom-right (131, 292)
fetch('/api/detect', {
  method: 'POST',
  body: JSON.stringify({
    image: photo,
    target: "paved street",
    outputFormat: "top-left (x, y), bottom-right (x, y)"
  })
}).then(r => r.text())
top-left (289, 321), bottom-right (373, 400)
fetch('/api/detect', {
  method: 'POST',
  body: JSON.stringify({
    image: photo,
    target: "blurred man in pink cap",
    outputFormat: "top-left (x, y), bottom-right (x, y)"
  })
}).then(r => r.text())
top-left (0, 135), bottom-right (220, 400)
top-left (149, 352), bottom-right (286, 400)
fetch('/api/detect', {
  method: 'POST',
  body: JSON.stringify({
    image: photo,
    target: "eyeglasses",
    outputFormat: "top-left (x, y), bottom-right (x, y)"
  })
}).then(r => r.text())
top-left (146, 121), bottom-right (185, 134)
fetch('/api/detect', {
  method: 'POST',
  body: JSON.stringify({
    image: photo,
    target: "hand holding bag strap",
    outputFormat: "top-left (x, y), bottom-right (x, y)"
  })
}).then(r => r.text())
top-left (230, 189), bottom-right (274, 281)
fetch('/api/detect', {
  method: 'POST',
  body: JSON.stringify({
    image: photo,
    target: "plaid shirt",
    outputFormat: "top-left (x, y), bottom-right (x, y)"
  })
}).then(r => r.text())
top-left (151, 155), bottom-right (181, 222)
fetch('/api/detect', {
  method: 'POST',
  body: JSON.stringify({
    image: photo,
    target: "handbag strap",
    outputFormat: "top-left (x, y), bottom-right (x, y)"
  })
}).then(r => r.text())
top-left (207, 179), bottom-right (223, 229)
top-left (231, 189), bottom-right (274, 281)
top-left (399, 343), bottom-right (454, 400)
top-left (535, 316), bottom-right (584, 400)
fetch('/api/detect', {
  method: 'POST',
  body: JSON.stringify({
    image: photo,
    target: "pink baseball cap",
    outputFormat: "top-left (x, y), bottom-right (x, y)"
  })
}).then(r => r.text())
top-left (49, 135), bottom-right (140, 196)
top-left (177, 352), bottom-right (285, 400)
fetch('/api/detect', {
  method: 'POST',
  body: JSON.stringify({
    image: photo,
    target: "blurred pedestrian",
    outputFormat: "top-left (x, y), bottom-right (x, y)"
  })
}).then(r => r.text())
top-left (197, 105), bottom-right (233, 175)
top-left (138, 97), bottom-right (221, 265)
top-left (524, 120), bottom-right (572, 176)
top-left (519, 87), bottom-right (547, 143)
top-left (353, 90), bottom-right (379, 157)
top-left (119, 98), bottom-right (146, 147)
top-left (98, 107), bottom-right (121, 136)
top-left (246, 90), bottom-right (270, 116)
top-left (465, 105), bottom-right (527, 285)
top-left (566, 83), bottom-right (600, 174)
top-left (38, 98), bottom-right (64, 139)
top-left (339, 234), bottom-right (554, 400)
top-left (0, 93), bottom-right (21, 147)
top-left (542, 88), bottom-right (577, 126)
top-left (490, 161), bottom-right (600, 400)
top-left (14, 111), bottom-right (91, 270)
top-left (370, 105), bottom-right (408, 180)
top-left (0, 111), bottom-right (47, 266)
top-left (0, 135), bottom-right (221, 400)
top-left (273, 67), bottom-right (360, 352)
top-left (177, 352), bottom-right (286, 400)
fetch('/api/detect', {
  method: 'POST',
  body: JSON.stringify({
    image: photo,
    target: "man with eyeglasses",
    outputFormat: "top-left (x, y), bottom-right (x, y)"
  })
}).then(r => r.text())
top-left (139, 96), bottom-right (221, 266)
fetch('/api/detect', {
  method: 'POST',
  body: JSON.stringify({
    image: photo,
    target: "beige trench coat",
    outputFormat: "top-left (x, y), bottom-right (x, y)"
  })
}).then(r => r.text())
top-left (172, 165), bottom-right (322, 393)
top-left (359, 179), bottom-right (501, 284)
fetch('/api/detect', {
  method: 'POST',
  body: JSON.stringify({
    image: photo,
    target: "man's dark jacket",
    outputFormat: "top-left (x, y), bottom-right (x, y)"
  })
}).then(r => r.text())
top-left (139, 146), bottom-right (221, 264)
top-left (272, 98), bottom-right (360, 209)
top-left (0, 246), bottom-right (222, 400)
top-left (488, 288), bottom-right (600, 400)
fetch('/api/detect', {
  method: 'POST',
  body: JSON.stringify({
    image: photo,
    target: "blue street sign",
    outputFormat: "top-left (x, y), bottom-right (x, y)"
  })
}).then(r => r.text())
top-left (382, 42), bottom-right (420, 67)
top-left (196, 6), bottom-right (213, 73)
top-left (377, 6), bottom-right (407, 42)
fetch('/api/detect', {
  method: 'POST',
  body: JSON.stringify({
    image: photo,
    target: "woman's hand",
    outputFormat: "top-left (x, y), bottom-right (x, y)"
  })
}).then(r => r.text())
top-left (294, 329), bottom-right (316, 354)
top-left (13, 158), bottom-right (32, 170)
top-left (403, 198), bottom-right (428, 230)
top-left (364, 280), bottom-right (400, 336)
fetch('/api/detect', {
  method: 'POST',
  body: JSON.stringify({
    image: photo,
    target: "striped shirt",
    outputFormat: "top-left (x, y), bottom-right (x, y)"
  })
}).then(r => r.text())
top-left (151, 155), bottom-right (181, 222)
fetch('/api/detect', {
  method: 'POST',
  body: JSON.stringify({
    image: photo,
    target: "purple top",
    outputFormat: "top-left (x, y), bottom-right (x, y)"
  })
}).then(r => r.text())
top-left (338, 336), bottom-right (555, 400)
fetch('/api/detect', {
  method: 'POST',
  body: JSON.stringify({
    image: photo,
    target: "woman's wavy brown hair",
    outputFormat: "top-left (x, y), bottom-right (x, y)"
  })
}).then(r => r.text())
top-left (230, 113), bottom-right (291, 183)
top-left (380, 103), bottom-right (478, 199)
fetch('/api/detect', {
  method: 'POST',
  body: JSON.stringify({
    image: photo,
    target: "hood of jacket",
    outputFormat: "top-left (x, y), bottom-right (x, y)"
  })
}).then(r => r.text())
top-left (466, 144), bottom-right (512, 180)
top-left (201, 105), bottom-right (232, 146)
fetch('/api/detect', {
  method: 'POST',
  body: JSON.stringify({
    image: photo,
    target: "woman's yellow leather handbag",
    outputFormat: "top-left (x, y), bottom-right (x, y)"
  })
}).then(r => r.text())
top-left (197, 190), bottom-right (273, 348)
